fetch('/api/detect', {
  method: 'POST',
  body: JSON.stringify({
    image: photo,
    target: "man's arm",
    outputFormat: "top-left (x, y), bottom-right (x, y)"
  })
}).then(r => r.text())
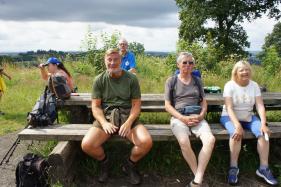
top-left (92, 99), bottom-right (118, 134)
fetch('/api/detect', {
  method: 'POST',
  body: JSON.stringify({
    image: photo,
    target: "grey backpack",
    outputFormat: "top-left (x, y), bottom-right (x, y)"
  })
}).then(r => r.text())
top-left (48, 75), bottom-right (71, 100)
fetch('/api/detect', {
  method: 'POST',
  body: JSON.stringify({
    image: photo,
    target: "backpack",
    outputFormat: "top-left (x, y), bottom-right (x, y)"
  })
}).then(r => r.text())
top-left (27, 86), bottom-right (57, 127)
top-left (48, 75), bottom-right (71, 100)
top-left (16, 153), bottom-right (49, 187)
top-left (169, 75), bottom-right (204, 107)
top-left (174, 69), bottom-right (201, 78)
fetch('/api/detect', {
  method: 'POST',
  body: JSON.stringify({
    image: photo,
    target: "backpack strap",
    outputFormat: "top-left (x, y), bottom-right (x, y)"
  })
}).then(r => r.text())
top-left (192, 75), bottom-right (203, 104)
top-left (169, 75), bottom-right (178, 107)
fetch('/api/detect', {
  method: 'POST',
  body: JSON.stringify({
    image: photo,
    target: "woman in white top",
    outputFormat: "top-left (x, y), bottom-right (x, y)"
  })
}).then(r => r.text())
top-left (220, 60), bottom-right (278, 186)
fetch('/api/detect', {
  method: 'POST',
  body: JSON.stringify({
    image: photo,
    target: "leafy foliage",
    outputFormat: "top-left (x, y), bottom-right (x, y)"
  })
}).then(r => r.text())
top-left (261, 45), bottom-right (281, 76)
top-left (128, 42), bottom-right (145, 55)
top-left (176, 0), bottom-right (281, 58)
top-left (262, 21), bottom-right (281, 56)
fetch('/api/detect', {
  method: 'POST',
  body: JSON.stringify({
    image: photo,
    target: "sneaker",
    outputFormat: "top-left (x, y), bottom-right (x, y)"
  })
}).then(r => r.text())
top-left (256, 167), bottom-right (278, 185)
top-left (228, 167), bottom-right (239, 185)
top-left (186, 180), bottom-right (202, 187)
top-left (98, 157), bottom-right (109, 183)
top-left (122, 158), bottom-right (141, 185)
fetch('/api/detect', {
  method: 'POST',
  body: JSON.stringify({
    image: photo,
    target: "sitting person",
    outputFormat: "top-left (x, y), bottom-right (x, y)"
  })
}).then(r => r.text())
top-left (81, 49), bottom-right (152, 185)
top-left (164, 52), bottom-right (215, 187)
top-left (220, 60), bottom-right (278, 186)
top-left (39, 57), bottom-right (74, 92)
top-left (0, 67), bottom-right (12, 115)
top-left (118, 38), bottom-right (137, 74)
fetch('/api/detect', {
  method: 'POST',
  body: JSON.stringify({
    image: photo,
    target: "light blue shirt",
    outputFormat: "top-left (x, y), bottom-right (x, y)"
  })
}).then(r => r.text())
top-left (121, 51), bottom-right (136, 71)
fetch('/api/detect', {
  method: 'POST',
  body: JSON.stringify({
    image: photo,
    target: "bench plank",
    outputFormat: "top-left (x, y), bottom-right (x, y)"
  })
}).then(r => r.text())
top-left (18, 123), bottom-right (281, 141)
top-left (62, 93), bottom-right (281, 107)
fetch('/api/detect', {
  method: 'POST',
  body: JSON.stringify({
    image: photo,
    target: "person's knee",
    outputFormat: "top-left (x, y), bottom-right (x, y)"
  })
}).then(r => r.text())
top-left (177, 136), bottom-right (192, 150)
top-left (139, 135), bottom-right (153, 151)
top-left (81, 137), bottom-right (100, 154)
top-left (81, 138), bottom-right (91, 153)
top-left (202, 134), bottom-right (215, 148)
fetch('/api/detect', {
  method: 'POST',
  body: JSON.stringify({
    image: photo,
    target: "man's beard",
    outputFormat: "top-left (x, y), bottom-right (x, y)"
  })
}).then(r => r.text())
top-left (107, 68), bottom-right (122, 76)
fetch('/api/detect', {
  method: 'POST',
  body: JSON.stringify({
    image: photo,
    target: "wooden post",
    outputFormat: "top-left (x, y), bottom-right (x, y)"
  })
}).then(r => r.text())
top-left (48, 141), bottom-right (80, 185)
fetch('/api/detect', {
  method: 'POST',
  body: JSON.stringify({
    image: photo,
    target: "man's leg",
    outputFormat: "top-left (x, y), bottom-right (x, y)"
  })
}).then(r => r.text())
top-left (123, 124), bottom-right (152, 185)
top-left (171, 117), bottom-right (197, 175)
top-left (178, 135), bottom-right (198, 174)
top-left (81, 126), bottom-right (111, 160)
top-left (126, 124), bottom-right (153, 162)
top-left (81, 126), bottom-right (111, 183)
top-left (190, 120), bottom-right (215, 184)
top-left (194, 132), bottom-right (215, 184)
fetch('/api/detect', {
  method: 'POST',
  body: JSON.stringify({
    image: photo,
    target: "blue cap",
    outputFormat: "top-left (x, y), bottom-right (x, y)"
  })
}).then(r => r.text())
top-left (43, 57), bottom-right (61, 66)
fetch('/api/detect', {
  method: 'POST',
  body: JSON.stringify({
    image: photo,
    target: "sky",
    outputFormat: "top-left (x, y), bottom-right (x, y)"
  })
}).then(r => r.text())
top-left (0, 0), bottom-right (279, 52)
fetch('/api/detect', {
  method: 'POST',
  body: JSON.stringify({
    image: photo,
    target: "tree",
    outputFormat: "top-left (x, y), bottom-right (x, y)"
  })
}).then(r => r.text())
top-left (176, 0), bottom-right (281, 58)
top-left (128, 42), bottom-right (145, 55)
top-left (262, 45), bottom-right (281, 76)
top-left (262, 21), bottom-right (281, 56)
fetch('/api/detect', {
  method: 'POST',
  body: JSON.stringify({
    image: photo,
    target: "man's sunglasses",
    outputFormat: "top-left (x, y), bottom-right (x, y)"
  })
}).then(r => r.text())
top-left (182, 61), bottom-right (194, 65)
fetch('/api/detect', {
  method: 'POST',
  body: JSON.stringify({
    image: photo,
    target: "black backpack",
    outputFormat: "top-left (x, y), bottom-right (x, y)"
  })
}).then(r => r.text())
top-left (16, 153), bottom-right (49, 187)
top-left (27, 86), bottom-right (57, 128)
top-left (48, 75), bottom-right (71, 100)
top-left (169, 75), bottom-right (204, 107)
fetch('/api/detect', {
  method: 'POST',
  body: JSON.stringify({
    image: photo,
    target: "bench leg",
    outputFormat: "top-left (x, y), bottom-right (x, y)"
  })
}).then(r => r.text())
top-left (48, 141), bottom-right (80, 185)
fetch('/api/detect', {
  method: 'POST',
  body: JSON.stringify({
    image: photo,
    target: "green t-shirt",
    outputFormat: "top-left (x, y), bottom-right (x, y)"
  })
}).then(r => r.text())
top-left (92, 70), bottom-right (141, 108)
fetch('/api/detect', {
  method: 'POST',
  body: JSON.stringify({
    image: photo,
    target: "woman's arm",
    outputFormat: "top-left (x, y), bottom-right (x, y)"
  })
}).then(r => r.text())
top-left (38, 64), bottom-right (49, 80)
top-left (225, 97), bottom-right (244, 141)
top-left (255, 96), bottom-right (270, 135)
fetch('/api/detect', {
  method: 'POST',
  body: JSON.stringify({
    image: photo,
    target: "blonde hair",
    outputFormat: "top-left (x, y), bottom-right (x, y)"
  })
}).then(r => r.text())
top-left (231, 60), bottom-right (252, 82)
top-left (105, 48), bottom-right (120, 57)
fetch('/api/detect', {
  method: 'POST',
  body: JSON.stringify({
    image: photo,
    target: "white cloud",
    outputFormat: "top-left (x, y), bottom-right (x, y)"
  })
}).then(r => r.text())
top-left (0, 21), bottom-right (178, 52)
top-left (242, 15), bottom-right (279, 51)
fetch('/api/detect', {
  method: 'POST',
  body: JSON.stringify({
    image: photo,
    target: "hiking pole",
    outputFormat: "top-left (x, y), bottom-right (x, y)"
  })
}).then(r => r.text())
top-left (0, 123), bottom-right (30, 166)
top-left (0, 138), bottom-right (20, 166)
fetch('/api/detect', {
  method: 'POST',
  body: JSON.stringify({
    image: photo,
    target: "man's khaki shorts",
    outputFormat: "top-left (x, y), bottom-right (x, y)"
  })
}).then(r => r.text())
top-left (170, 117), bottom-right (213, 138)
top-left (93, 107), bottom-right (140, 131)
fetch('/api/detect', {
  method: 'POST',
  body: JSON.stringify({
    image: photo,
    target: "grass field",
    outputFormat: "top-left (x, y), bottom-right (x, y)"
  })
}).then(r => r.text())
top-left (0, 56), bottom-right (281, 184)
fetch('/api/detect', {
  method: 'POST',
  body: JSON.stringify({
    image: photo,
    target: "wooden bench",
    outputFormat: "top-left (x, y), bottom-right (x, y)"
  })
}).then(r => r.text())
top-left (57, 92), bottom-right (281, 123)
top-left (17, 92), bottom-right (281, 183)
top-left (19, 123), bottom-right (281, 142)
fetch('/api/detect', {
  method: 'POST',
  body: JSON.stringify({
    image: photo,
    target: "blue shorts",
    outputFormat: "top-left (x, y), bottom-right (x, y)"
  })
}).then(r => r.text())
top-left (220, 115), bottom-right (263, 138)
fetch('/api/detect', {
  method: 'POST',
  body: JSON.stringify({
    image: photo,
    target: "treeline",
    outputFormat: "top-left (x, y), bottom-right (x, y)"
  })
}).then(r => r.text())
top-left (0, 50), bottom-right (84, 64)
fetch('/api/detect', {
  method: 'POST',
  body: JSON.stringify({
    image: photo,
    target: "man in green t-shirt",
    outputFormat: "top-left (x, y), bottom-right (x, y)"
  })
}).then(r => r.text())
top-left (81, 49), bottom-right (152, 185)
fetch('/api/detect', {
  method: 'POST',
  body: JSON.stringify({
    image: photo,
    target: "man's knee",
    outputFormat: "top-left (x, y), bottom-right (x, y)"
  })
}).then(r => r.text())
top-left (202, 133), bottom-right (216, 147)
top-left (81, 138), bottom-right (92, 153)
top-left (177, 136), bottom-right (192, 150)
top-left (81, 136), bottom-right (101, 154)
top-left (139, 135), bottom-right (153, 151)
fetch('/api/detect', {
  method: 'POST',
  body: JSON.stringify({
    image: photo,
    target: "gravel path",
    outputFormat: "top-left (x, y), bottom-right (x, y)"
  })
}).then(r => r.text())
top-left (0, 131), bottom-right (36, 187)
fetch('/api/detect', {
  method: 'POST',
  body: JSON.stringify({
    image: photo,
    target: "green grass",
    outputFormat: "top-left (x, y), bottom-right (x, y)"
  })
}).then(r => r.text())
top-left (1, 57), bottom-right (281, 184)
